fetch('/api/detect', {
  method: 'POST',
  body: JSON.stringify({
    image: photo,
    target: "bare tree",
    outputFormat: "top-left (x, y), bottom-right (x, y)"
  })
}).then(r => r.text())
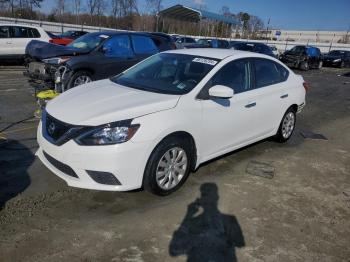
top-left (73, 0), bottom-right (81, 24)
top-left (146, 0), bottom-right (162, 14)
top-left (249, 15), bottom-right (264, 38)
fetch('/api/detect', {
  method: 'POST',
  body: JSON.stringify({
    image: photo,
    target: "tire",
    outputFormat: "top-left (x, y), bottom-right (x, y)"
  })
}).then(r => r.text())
top-left (275, 107), bottom-right (296, 143)
top-left (67, 70), bottom-right (92, 89)
top-left (143, 136), bottom-right (192, 196)
top-left (340, 61), bottom-right (345, 68)
top-left (299, 61), bottom-right (309, 71)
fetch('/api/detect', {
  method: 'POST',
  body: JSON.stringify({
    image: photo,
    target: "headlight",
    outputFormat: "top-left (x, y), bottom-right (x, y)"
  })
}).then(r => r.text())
top-left (75, 120), bottom-right (140, 145)
top-left (43, 57), bottom-right (70, 65)
top-left (333, 59), bottom-right (341, 62)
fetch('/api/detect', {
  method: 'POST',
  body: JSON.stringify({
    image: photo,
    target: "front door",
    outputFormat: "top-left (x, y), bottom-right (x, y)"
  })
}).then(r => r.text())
top-left (198, 59), bottom-right (259, 160)
top-left (96, 34), bottom-right (138, 79)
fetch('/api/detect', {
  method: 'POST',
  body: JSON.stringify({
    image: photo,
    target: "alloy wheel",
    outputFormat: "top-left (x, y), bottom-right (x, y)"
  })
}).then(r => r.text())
top-left (73, 75), bottom-right (92, 87)
top-left (282, 112), bottom-right (295, 139)
top-left (156, 147), bottom-right (188, 190)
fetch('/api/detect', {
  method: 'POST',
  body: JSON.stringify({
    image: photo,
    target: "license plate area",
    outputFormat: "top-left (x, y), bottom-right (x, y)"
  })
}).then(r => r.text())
top-left (29, 62), bottom-right (46, 75)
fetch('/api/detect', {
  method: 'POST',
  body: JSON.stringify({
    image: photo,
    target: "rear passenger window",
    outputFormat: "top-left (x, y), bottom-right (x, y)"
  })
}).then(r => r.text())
top-left (131, 35), bottom-right (158, 55)
top-left (0, 26), bottom-right (10, 38)
top-left (11, 27), bottom-right (30, 38)
top-left (253, 58), bottom-right (289, 88)
top-left (211, 59), bottom-right (250, 94)
top-left (102, 35), bottom-right (134, 58)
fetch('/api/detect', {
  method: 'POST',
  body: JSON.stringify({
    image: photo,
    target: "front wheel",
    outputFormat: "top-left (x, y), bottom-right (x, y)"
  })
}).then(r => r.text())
top-left (275, 108), bottom-right (296, 143)
top-left (299, 61), bottom-right (309, 71)
top-left (67, 70), bottom-right (92, 89)
top-left (143, 137), bottom-right (192, 196)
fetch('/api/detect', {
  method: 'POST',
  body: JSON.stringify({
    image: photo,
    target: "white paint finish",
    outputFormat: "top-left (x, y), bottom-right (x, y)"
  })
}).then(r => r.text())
top-left (0, 24), bottom-right (51, 56)
top-left (37, 50), bottom-right (306, 191)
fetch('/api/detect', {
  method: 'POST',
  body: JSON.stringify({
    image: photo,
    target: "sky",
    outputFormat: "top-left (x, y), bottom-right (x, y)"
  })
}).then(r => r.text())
top-left (42, 0), bottom-right (350, 31)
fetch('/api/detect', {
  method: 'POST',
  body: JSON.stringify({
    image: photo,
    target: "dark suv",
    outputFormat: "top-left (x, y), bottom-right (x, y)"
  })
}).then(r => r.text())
top-left (25, 31), bottom-right (174, 91)
top-left (230, 42), bottom-right (276, 58)
top-left (323, 50), bottom-right (350, 68)
top-left (280, 45), bottom-right (323, 70)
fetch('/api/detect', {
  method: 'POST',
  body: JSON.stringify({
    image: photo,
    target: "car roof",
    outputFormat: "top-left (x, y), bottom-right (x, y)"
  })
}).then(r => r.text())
top-left (164, 48), bottom-right (265, 60)
top-left (0, 23), bottom-right (44, 29)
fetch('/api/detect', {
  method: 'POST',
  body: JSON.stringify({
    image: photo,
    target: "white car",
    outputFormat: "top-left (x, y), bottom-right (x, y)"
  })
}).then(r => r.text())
top-left (269, 45), bottom-right (281, 58)
top-left (0, 24), bottom-right (51, 60)
top-left (36, 49), bottom-right (306, 195)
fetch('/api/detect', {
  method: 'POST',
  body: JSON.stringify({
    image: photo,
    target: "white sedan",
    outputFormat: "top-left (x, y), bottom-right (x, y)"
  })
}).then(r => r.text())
top-left (36, 49), bottom-right (306, 195)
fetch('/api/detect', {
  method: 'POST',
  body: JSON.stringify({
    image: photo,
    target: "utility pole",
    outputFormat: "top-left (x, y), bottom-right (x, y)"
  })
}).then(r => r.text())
top-left (266, 18), bottom-right (270, 43)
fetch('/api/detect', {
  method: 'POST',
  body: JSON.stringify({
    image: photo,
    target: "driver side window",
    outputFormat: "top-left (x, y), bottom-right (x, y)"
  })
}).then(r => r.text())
top-left (211, 59), bottom-right (250, 94)
top-left (102, 35), bottom-right (134, 58)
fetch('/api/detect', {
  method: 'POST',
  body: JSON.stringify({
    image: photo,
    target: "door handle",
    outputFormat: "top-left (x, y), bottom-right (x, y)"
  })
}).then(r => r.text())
top-left (245, 102), bottom-right (256, 108)
top-left (280, 94), bottom-right (288, 98)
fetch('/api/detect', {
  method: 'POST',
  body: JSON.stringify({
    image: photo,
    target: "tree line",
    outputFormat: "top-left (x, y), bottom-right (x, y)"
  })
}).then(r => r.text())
top-left (0, 0), bottom-right (265, 39)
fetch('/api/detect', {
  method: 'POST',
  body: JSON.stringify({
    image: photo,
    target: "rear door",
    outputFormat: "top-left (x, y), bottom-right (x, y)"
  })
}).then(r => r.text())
top-left (0, 26), bottom-right (12, 56)
top-left (9, 26), bottom-right (33, 55)
top-left (95, 34), bottom-right (138, 79)
top-left (250, 58), bottom-right (291, 136)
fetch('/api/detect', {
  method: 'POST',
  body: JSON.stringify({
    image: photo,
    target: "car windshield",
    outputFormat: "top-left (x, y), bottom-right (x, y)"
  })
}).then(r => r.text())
top-left (67, 33), bottom-right (109, 50)
top-left (197, 39), bottom-right (211, 46)
top-left (61, 31), bottom-right (75, 37)
top-left (329, 50), bottom-right (345, 56)
top-left (111, 53), bottom-right (219, 95)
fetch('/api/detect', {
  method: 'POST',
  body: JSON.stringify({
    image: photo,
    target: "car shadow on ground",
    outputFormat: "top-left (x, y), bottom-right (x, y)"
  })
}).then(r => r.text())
top-left (0, 140), bottom-right (33, 210)
top-left (169, 183), bottom-right (245, 262)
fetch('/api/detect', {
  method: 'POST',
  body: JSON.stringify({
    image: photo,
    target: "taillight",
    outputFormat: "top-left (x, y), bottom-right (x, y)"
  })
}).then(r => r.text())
top-left (303, 82), bottom-right (310, 92)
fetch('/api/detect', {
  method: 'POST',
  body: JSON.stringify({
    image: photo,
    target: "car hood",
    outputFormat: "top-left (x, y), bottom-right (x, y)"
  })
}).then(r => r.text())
top-left (25, 40), bottom-right (88, 60)
top-left (46, 79), bottom-right (180, 126)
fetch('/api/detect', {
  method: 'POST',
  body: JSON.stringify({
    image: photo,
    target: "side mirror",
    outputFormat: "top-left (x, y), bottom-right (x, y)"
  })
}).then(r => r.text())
top-left (208, 85), bottom-right (234, 99)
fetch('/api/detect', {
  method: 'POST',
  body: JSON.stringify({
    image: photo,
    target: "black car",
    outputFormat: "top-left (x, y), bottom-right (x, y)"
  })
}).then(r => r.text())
top-left (25, 31), bottom-right (174, 91)
top-left (186, 38), bottom-right (230, 49)
top-left (323, 50), bottom-right (350, 68)
top-left (230, 42), bottom-right (276, 58)
top-left (280, 45), bottom-right (323, 70)
top-left (60, 30), bottom-right (88, 39)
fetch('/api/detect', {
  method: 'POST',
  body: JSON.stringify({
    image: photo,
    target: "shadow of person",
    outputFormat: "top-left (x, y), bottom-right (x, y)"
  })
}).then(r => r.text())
top-left (0, 140), bottom-right (33, 210)
top-left (169, 183), bottom-right (245, 262)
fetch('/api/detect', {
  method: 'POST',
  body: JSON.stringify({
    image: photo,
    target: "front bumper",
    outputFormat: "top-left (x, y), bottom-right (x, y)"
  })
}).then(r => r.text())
top-left (323, 60), bottom-right (341, 67)
top-left (36, 122), bottom-right (151, 191)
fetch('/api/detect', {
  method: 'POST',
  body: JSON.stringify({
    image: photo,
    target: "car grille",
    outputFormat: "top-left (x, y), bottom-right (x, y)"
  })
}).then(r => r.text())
top-left (43, 151), bottom-right (78, 178)
top-left (42, 110), bottom-right (86, 146)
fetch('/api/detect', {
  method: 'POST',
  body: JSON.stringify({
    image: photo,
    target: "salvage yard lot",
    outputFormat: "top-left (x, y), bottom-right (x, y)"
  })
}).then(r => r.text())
top-left (0, 66), bottom-right (350, 261)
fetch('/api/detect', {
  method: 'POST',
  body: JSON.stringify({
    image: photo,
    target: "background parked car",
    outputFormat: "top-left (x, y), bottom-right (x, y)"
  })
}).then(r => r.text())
top-left (175, 36), bottom-right (196, 49)
top-left (25, 31), bottom-right (175, 91)
top-left (186, 38), bottom-right (230, 49)
top-left (280, 45), bottom-right (323, 70)
top-left (0, 24), bottom-right (51, 61)
top-left (47, 30), bottom-right (88, 46)
top-left (269, 45), bottom-right (281, 58)
top-left (323, 50), bottom-right (350, 68)
top-left (231, 42), bottom-right (276, 58)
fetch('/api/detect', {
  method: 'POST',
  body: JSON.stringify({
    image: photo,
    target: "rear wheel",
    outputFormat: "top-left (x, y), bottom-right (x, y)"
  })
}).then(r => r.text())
top-left (143, 137), bottom-right (192, 196)
top-left (275, 108), bottom-right (296, 143)
top-left (67, 70), bottom-right (92, 89)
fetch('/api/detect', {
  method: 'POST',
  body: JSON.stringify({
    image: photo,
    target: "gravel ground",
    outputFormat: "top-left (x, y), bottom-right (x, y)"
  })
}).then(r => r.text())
top-left (0, 65), bottom-right (349, 262)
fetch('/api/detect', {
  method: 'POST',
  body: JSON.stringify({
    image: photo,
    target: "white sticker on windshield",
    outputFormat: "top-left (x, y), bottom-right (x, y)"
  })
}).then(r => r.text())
top-left (177, 83), bottom-right (186, 89)
top-left (192, 57), bottom-right (217, 65)
top-left (99, 34), bottom-right (110, 39)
